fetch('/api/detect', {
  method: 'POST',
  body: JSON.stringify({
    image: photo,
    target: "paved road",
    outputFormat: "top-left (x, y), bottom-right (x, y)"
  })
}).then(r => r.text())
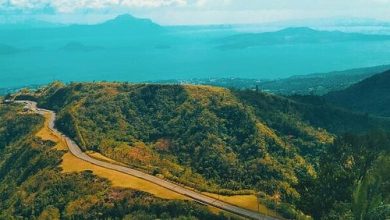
top-left (17, 100), bottom-right (279, 220)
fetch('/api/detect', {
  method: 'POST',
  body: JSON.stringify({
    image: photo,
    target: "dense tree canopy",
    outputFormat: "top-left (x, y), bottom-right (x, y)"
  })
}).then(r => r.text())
top-left (0, 102), bottom-right (231, 220)
top-left (6, 82), bottom-right (390, 219)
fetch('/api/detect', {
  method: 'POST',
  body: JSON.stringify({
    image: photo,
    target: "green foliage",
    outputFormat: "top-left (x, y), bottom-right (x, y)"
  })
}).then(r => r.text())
top-left (0, 104), bottom-right (43, 148)
top-left (27, 82), bottom-right (390, 219)
top-left (0, 103), bottom-right (231, 220)
top-left (299, 132), bottom-right (390, 219)
top-left (325, 69), bottom-right (390, 117)
top-left (352, 154), bottom-right (390, 220)
top-left (37, 83), bottom-right (321, 205)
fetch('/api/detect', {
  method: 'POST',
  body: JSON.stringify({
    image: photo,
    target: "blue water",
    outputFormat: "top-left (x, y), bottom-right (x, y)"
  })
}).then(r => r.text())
top-left (1, 26), bottom-right (390, 88)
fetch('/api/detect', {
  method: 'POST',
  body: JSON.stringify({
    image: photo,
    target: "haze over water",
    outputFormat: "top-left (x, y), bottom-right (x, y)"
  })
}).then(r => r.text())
top-left (1, 0), bottom-right (390, 89)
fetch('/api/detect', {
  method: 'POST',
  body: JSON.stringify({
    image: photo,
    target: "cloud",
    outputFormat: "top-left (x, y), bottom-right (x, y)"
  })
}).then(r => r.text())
top-left (0, 0), bottom-right (192, 13)
top-left (0, 0), bottom-right (389, 24)
top-left (121, 0), bottom-right (187, 8)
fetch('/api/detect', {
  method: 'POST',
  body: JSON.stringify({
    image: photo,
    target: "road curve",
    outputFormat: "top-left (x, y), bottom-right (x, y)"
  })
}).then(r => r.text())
top-left (17, 100), bottom-right (279, 220)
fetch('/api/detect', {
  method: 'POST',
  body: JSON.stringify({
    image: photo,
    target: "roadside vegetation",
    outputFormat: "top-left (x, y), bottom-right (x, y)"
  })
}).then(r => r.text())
top-left (0, 102), bottom-right (233, 219)
top-left (8, 81), bottom-right (390, 219)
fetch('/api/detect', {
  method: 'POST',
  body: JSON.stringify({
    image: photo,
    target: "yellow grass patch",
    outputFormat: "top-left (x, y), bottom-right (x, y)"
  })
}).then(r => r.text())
top-left (104, 87), bottom-right (119, 96)
top-left (85, 151), bottom-right (128, 166)
top-left (203, 193), bottom-right (281, 218)
top-left (61, 152), bottom-right (187, 200)
top-left (35, 112), bottom-right (187, 201)
top-left (184, 85), bottom-right (234, 105)
top-left (256, 121), bottom-right (287, 148)
top-left (34, 107), bottom-right (275, 218)
top-left (207, 206), bottom-right (245, 219)
top-left (299, 122), bottom-right (334, 144)
top-left (35, 112), bottom-right (68, 151)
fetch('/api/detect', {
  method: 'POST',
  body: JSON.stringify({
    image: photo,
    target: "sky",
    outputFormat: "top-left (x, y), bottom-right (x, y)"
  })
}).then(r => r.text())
top-left (0, 0), bottom-right (389, 25)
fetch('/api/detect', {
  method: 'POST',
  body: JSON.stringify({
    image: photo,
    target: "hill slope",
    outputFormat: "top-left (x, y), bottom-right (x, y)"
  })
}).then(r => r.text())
top-left (30, 83), bottom-right (333, 217)
top-left (12, 82), bottom-right (390, 219)
top-left (21, 82), bottom-right (390, 215)
top-left (155, 64), bottom-right (390, 95)
top-left (259, 64), bottom-right (390, 95)
top-left (0, 101), bottom-right (229, 219)
top-left (325, 69), bottom-right (390, 117)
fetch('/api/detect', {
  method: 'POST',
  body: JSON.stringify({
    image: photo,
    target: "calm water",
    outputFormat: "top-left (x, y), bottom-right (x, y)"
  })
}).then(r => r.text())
top-left (1, 31), bottom-right (390, 88)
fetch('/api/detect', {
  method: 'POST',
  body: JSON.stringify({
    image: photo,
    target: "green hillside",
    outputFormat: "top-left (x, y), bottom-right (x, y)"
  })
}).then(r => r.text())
top-left (154, 65), bottom-right (390, 96)
top-left (0, 101), bottom-right (231, 219)
top-left (325, 69), bottom-right (390, 117)
top-left (11, 81), bottom-right (386, 219)
top-left (259, 65), bottom-right (390, 95)
top-left (37, 83), bottom-right (321, 198)
top-left (298, 132), bottom-right (390, 219)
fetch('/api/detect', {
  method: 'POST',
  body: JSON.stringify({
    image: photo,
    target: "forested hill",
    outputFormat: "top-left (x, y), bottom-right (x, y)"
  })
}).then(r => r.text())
top-left (0, 100), bottom-right (231, 219)
top-left (13, 81), bottom-right (389, 219)
top-left (325, 69), bottom-right (390, 117)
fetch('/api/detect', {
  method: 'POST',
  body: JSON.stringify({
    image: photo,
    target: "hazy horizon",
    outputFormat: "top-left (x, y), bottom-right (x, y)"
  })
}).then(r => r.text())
top-left (1, 1), bottom-right (390, 90)
top-left (0, 0), bottom-right (389, 26)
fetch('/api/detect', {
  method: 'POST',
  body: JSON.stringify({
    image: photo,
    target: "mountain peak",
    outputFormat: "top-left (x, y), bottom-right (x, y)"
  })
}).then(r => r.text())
top-left (105, 14), bottom-right (157, 25)
top-left (100, 14), bottom-right (161, 30)
top-left (278, 27), bottom-right (317, 34)
top-left (112, 14), bottom-right (137, 22)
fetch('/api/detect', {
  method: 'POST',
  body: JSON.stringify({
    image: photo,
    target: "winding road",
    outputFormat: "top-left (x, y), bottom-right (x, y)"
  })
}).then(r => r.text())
top-left (16, 100), bottom-right (279, 220)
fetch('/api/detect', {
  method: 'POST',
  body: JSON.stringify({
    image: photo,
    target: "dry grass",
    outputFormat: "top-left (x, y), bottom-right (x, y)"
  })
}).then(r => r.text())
top-left (61, 152), bottom-right (188, 200)
top-left (203, 193), bottom-right (281, 218)
top-left (35, 112), bottom-right (187, 200)
top-left (256, 121), bottom-right (287, 149)
top-left (35, 112), bottom-right (67, 150)
top-left (86, 151), bottom-right (119, 164)
top-left (34, 110), bottom-right (266, 217)
top-left (184, 85), bottom-right (234, 106)
top-left (207, 206), bottom-right (245, 219)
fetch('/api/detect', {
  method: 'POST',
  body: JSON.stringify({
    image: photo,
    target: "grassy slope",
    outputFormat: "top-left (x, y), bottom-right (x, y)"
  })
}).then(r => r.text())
top-left (20, 81), bottom-right (390, 219)
top-left (36, 110), bottom-right (188, 201)
top-left (37, 83), bottom-right (321, 198)
top-left (30, 82), bottom-right (343, 219)
top-left (0, 102), bottom-right (231, 219)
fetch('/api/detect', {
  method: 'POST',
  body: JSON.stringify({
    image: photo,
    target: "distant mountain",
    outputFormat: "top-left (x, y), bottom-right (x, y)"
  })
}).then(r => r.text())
top-left (217, 27), bottom-right (390, 49)
top-left (99, 14), bottom-right (161, 30)
top-left (325, 69), bottom-right (390, 117)
top-left (154, 65), bottom-right (390, 95)
top-left (1, 18), bottom-right (390, 88)
top-left (259, 65), bottom-right (390, 95)
top-left (0, 14), bottom-right (164, 47)
top-left (66, 14), bottom-right (163, 36)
